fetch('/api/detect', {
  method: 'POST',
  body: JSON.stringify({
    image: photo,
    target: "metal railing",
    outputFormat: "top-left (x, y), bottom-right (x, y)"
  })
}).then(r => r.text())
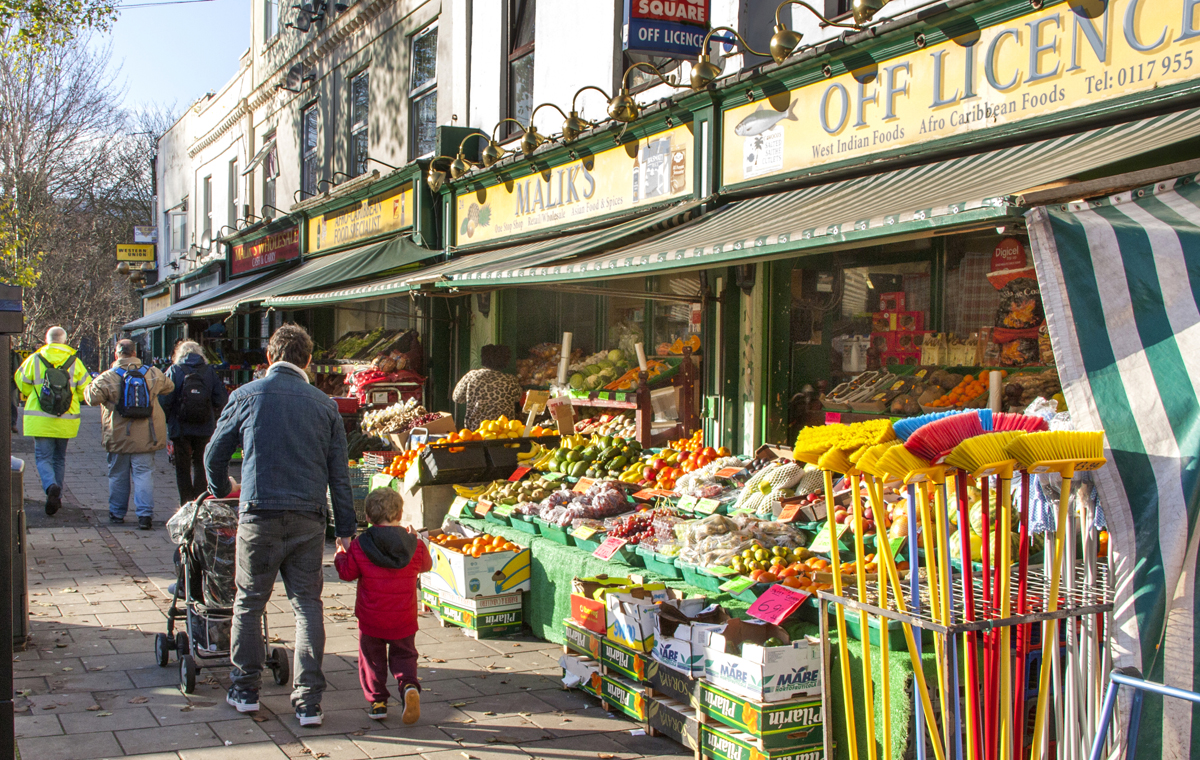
top-left (1090, 666), bottom-right (1200, 760)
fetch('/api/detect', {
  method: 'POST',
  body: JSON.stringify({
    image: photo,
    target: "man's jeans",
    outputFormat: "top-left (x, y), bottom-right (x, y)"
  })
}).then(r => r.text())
top-left (106, 452), bottom-right (156, 519)
top-left (33, 437), bottom-right (68, 493)
top-left (231, 510), bottom-right (326, 709)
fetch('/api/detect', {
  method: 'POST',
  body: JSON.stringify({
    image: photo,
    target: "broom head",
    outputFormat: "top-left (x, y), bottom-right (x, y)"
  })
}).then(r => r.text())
top-left (991, 413), bottom-right (1050, 433)
top-left (793, 424), bottom-right (847, 465)
top-left (893, 409), bottom-right (972, 441)
top-left (817, 446), bottom-right (855, 474)
top-left (856, 440), bottom-right (901, 480)
top-left (944, 431), bottom-right (1024, 478)
top-left (904, 410), bottom-right (986, 464)
top-left (877, 445), bottom-right (942, 484)
top-left (1005, 430), bottom-right (1107, 475)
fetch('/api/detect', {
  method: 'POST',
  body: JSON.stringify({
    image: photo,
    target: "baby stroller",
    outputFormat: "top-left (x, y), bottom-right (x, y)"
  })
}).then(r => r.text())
top-left (154, 498), bottom-right (289, 694)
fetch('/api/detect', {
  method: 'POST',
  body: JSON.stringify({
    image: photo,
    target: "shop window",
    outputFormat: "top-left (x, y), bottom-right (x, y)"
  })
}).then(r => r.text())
top-left (506, 0), bottom-right (535, 137)
top-left (651, 274), bottom-right (700, 351)
top-left (409, 23), bottom-right (438, 158)
top-left (262, 132), bottom-right (278, 218)
top-left (349, 70), bottom-right (369, 177)
top-left (301, 103), bottom-right (320, 200)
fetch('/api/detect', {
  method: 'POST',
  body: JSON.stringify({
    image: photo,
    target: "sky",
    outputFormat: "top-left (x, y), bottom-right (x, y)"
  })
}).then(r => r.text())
top-left (104, 0), bottom-right (250, 111)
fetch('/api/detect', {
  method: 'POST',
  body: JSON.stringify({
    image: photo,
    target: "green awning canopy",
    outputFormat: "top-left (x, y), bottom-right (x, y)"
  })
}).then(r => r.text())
top-left (121, 269), bottom-right (276, 331)
top-left (261, 199), bottom-right (703, 308)
top-left (438, 108), bottom-right (1200, 287)
top-left (180, 234), bottom-right (437, 317)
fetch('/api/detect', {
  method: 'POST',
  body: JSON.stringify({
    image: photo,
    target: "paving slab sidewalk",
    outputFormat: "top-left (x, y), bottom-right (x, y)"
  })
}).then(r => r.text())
top-left (14, 407), bottom-right (688, 760)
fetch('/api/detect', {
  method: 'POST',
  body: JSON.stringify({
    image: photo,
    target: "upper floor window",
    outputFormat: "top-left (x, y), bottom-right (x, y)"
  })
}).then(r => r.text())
top-left (228, 158), bottom-right (240, 228)
top-left (262, 133), bottom-right (278, 217)
top-left (301, 104), bottom-right (320, 200)
top-left (264, 0), bottom-right (279, 41)
top-left (409, 23), bottom-right (438, 158)
top-left (202, 175), bottom-right (213, 242)
top-left (169, 210), bottom-right (187, 255)
top-left (507, 0), bottom-right (535, 136)
top-left (350, 71), bottom-right (369, 177)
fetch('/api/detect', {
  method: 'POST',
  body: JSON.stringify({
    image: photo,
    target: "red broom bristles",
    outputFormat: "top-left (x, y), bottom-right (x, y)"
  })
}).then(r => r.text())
top-left (904, 410), bottom-right (986, 464)
top-left (991, 413), bottom-right (1050, 433)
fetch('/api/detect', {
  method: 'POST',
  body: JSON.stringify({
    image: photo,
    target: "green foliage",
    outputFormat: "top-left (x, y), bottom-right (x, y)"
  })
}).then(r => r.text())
top-left (0, 0), bottom-right (118, 50)
top-left (0, 203), bottom-right (40, 289)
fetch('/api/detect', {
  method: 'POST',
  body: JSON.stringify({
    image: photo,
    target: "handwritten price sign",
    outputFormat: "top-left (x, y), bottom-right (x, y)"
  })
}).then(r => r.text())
top-left (473, 500), bottom-right (494, 517)
top-left (508, 466), bottom-right (533, 482)
top-left (573, 478), bottom-right (596, 494)
top-left (747, 584), bottom-right (810, 625)
top-left (592, 536), bottom-right (628, 561)
top-left (715, 467), bottom-right (744, 479)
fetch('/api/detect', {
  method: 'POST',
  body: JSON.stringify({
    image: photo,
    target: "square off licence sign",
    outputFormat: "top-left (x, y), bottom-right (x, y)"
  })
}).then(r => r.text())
top-left (623, 0), bottom-right (709, 58)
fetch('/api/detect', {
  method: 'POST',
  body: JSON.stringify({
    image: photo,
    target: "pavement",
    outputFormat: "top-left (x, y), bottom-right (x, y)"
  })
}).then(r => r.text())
top-left (13, 407), bottom-right (689, 760)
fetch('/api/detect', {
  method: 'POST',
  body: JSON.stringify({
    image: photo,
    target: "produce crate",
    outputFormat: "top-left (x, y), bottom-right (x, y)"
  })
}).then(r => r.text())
top-left (678, 561), bottom-right (726, 594)
top-left (419, 446), bottom-right (489, 485)
top-left (636, 544), bottom-right (681, 579)
top-left (572, 532), bottom-right (604, 553)
top-left (484, 510), bottom-right (511, 528)
top-left (611, 543), bottom-right (644, 567)
top-left (508, 512), bottom-right (540, 535)
top-left (533, 517), bottom-right (574, 546)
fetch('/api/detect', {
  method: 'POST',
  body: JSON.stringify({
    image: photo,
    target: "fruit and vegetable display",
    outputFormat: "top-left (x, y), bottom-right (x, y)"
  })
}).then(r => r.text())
top-left (453, 474), bottom-right (562, 506)
top-left (361, 399), bottom-right (435, 437)
top-left (430, 532), bottom-right (521, 557)
top-left (535, 434), bottom-right (644, 480)
top-left (574, 413), bottom-right (636, 439)
top-left (516, 342), bottom-right (584, 387)
top-left (676, 513), bottom-right (806, 568)
top-left (379, 445), bottom-right (425, 479)
top-left (514, 479), bottom-right (633, 527)
top-left (566, 349), bottom-right (637, 391)
top-left (728, 543), bottom-right (834, 592)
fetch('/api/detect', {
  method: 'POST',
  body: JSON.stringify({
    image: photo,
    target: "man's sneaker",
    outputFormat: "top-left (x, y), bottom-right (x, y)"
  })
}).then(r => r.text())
top-left (138, 516), bottom-right (153, 531)
top-left (402, 686), bottom-right (420, 725)
top-left (226, 689), bottom-right (259, 713)
top-left (368, 701), bottom-right (387, 720)
top-left (297, 704), bottom-right (323, 727)
top-left (45, 484), bottom-right (61, 516)
top-left (109, 514), bottom-right (125, 524)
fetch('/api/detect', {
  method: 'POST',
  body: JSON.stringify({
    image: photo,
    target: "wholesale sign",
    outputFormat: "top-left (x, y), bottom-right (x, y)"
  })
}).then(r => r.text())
top-left (722, 0), bottom-right (1200, 187)
top-left (623, 0), bottom-right (709, 58)
top-left (232, 225), bottom-right (299, 275)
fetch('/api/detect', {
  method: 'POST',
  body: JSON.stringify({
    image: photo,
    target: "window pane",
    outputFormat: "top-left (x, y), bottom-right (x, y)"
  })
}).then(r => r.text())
top-left (303, 106), bottom-right (319, 153)
top-left (510, 0), bottom-right (534, 51)
top-left (412, 90), bottom-right (437, 157)
top-left (412, 27), bottom-right (437, 90)
top-left (303, 157), bottom-right (318, 198)
top-left (264, 179), bottom-right (276, 217)
top-left (351, 72), bottom-right (369, 128)
top-left (509, 53), bottom-right (534, 127)
top-left (171, 214), bottom-right (187, 251)
top-left (264, 0), bottom-right (277, 41)
top-left (353, 130), bottom-right (368, 176)
top-left (263, 144), bottom-right (277, 178)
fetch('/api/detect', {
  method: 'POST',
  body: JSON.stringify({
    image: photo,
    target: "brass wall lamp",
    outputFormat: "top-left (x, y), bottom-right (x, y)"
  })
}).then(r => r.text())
top-left (426, 155), bottom-right (453, 192)
top-left (563, 85), bottom-right (612, 142)
top-left (608, 61), bottom-right (688, 123)
top-left (690, 26), bottom-right (770, 91)
top-left (522, 103), bottom-right (571, 156)
top-left (450, 133), bottom-right (492, 179)
top-left (767, 2), bottom-right (872, 64)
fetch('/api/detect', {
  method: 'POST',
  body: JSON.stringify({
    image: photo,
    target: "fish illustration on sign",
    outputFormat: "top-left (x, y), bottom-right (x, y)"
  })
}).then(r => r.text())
top-left (733, 100), bottom-right (798, 137)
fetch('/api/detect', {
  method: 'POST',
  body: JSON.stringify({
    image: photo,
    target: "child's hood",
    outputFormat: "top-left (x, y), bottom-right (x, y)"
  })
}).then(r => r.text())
top-left (357, 526), bottom-right (418, 569)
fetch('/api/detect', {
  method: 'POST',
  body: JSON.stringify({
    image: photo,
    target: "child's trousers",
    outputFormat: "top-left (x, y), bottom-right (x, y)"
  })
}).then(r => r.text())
top-left (358, 633), bottom-right (420, 703)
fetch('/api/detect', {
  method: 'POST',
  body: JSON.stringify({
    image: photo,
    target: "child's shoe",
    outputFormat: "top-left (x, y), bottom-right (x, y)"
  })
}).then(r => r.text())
top-left (402, 686), bottom-right (420, 724)
top-left (368, 701), bottom-right (387, 720)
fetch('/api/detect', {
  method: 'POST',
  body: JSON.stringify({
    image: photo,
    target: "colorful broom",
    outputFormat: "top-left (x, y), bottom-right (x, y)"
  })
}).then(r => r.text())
top-left (1006, 431), bottom-right (1106, 760)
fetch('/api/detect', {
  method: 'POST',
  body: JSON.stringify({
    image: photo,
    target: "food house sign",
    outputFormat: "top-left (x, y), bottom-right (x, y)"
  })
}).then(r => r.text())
top-left (722, 0), bottom-right (1200, 186)
top-left (232, 225), bottom-right (299, 275)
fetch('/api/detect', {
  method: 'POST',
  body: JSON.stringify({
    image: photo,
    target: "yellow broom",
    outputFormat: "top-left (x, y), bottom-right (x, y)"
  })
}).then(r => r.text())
top-left (1005, 431), bottom-right (1106, 760)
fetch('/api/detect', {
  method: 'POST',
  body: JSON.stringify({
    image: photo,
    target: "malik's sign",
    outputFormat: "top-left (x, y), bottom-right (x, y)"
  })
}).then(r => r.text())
top-left (722, 0), bottom-right (1200, 186)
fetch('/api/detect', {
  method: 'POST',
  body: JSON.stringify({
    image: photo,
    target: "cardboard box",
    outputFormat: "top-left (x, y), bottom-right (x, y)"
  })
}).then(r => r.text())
top-left (600, 673), bottom-right (647, 721)
top-left (422, 539), bottom-right (531, 598)
top-left (645, 658), bottom-right (698, 705)
top-left (697, 680), bottom-right (824, 752)
top-left (881, 351), bottom-right (922, 367)
top-left (399, 483), bottom-right (459, 531)
top-left (895, 310), bottom-right (923, 331)
top-left (419, 585), bottom-right (440, 613)
top-left (652, 602), bottom-right (731, 676)
top-left (878, 292), bottom-right (905, 311)
top-left (700, 722), bottom-right (825, 760)
top-left (601, 635), bottom-right (649, 683)
top-left (437, 593), bottom-right (523, 638)
top-left (569, 576), bottom-right (664, 635)
top-left (387, 412), bottom-right (457, 451)
top-left (436, 590), bottom-right (522, 614)
top-left (560, 653), bottom-right (603, 697)
top-left (562, 618), bottom-right (602, 659)
top-left (648, 697), bottom-right (700, 750)
top-left (701, 620), bottom-right (822, 703)
top-left (606, 591), bottom-right (706, 653)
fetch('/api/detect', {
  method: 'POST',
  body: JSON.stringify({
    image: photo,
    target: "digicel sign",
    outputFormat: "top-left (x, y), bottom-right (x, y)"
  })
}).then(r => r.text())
top-left (630, 0), bottom-right (707, 25)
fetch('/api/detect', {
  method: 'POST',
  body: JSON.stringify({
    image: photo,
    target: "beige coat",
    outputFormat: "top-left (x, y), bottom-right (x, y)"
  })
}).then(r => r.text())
top-left (84, 357), bottom-right (174, 454)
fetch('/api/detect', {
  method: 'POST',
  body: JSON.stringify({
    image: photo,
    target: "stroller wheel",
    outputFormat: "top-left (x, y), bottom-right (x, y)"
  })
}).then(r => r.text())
top-left (179, 655), bottom-right (197, 694)
top-left (270, 646), bottom-right (290, 686)
top-left (175, 632), bottom-right (189, 661)
top-left (154, 633), bottom-right (170, 668)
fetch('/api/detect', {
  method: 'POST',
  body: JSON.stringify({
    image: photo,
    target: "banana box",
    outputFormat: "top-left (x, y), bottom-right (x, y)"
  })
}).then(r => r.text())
top-left (422, 537), bottom-right (531, 598)
top-left (648, 696), bottom-right (700, 750)
top-left (652, 602), bottom-right (731, 676)
top-left (701, 619), bottom-right (822, 703)
top-left (605, 591), bottom-right (706, 653)
top-left (562, 618), bottom-right (602, 659)
top-left (419, 585), bottom-right (440, 613)
top-left (697, 680), bottom-right (824, 753)
top-left (701, 722), bottom-right (825, 760)
top-left (645, 658), bottom-right (698, 706)
top-left (560, 653), bottom-right (602, 698)
top-left (436, 591), bottom-right (524, 638)
top-left (600, 634), bottom-right (649, 682)
top-left (600, 673), bottom-right (648, 721)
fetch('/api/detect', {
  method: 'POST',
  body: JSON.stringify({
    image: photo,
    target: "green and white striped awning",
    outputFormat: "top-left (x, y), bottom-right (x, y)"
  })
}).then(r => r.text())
top-left (439, 108), bottom-right (1200, 287)
top-left (261, 198), bottom-right (703, 307)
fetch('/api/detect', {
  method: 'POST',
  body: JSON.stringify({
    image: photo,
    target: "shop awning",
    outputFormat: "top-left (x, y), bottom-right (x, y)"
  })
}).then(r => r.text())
top-left (439, 108), bottom-right (1200, 286)
top-left (121, 269), bottom-right (276, 331)
top-left (179, 234), bottom-right (437, 318)
top-left (260, 199), bottom-right (703, 308)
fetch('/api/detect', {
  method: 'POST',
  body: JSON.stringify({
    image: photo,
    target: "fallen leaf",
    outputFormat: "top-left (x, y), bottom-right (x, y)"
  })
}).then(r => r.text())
top-left (86, 705), bottom-right (101, 711)
top-left (598, 755), bottom-right (615, 759)
top-left (129, 696), bottom-right (149, 704)
top-left (561, 718), bottom-right (572, 723)
top-left (90, 665), bottom-right (106, 671)
top-left (519, 711), bottom-right (532, 716)
top-left (60, 588), bottom-right (77, 593)
top-left (428, 658), bottom-right (446, 663)
top-left (351, 731), bottom-right (366, 736)
top-left (97, 712), bottom-right (113, 717)
top-left (54, 643), bottom-right (67, 648)
top-left (483, 711), bottom-right (496, 716)
top-left (461, 753), bottom-right (476, 759)
top-left (450, 701), bottom-right (473, 707)
top-left (41, 705), bottom-right (56, 710)
top-left (180, 705), bottom-right (193, 712)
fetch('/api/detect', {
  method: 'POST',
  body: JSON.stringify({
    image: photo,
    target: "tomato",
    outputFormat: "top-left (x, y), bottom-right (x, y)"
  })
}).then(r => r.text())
top-left (701, 447), bottom-right (717, 459)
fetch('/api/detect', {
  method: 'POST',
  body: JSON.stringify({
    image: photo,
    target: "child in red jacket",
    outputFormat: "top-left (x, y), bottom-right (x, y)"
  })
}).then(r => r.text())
top-left (334, 488), bottom-right (432, 723)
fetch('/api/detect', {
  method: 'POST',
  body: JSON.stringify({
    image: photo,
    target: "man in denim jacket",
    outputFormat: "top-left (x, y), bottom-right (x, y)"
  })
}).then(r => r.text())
top-left (205, 324), bottom-right (355, 727)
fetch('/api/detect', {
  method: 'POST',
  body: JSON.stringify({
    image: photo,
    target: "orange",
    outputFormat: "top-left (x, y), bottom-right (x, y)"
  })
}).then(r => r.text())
top-left (470, 547), bottom-right (483, 558)
top-left (782, 576), bottom-right (803, 589)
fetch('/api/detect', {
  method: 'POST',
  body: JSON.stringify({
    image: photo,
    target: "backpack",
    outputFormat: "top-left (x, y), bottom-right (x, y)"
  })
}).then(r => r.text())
top-left (36, 354), bottom-right (76, 416)
top-left (178, 366), bottom-right (213, 425)
top-left (113, 366), bottom-right (153, 419)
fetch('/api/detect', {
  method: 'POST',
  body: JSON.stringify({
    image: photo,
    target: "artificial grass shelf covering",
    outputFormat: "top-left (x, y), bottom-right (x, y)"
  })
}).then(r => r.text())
top-left (452, 515), bottom-right (938, 760)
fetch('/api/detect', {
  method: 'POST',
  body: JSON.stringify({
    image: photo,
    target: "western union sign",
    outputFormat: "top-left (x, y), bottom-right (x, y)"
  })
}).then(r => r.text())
top-left (722, 0), bottom-right (1200, 186)
top-left (116, 244), bottom-right (155, 262)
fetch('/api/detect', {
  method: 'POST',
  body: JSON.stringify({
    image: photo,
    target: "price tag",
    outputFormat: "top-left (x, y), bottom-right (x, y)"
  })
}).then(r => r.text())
top-left (523, 390), bottom-right (550, 414)
top-left (633, 489), bottom-right (672, 501)
top-left (474, 499), bottom-right (494, 517)
top-left (592, 536), bottom-right (628, 561)
top-left (719, 576), bottom-right (758, 594)
top-left (888, 535), bottom-right (907, 557)
top-left (695, 498), bottom-right (721, 515)
top-left (675, 495), bottom-right (698, 513)
top-left (492, 503), bottom-right (515, 517)
top-left (825, 412), bottom-right (843, 424)
top-left (508, 466), bottom-right (533, 482)
top-left (541, 471), bottom-right (565, 481)
top-left (777, 499), bottom-right (805, 523)
top-left (808, 521), bottom-right (850, 555)
top-left (715, 467), bottom-right (744, 479)
top-left (573, 478), bottom-right (595, 494)
top-left (572, 526), bottom-right (600, 541)
top-left (705, 565), bottom-right (737, 576)
top-left (448, 496), bottom-right (471, 518)
top-left (747, 584), bottom-right (811, 625)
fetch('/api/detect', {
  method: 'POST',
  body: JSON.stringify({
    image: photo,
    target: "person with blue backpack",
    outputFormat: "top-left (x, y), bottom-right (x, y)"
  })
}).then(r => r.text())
top-left (161, 340), bottom-right (227, 504)
top-left (84, 339), bottom-right (174, 529)
top-left (14, 326), bottom-right (93, 515)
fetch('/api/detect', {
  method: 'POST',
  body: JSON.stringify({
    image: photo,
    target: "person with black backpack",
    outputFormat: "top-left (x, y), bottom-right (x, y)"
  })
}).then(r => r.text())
top-left (13, 326), bottom-right (92, 515)
top-left (160, 340), bottom-right (227, 504)
top-left (84, 339), bottom-right (174, 529)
